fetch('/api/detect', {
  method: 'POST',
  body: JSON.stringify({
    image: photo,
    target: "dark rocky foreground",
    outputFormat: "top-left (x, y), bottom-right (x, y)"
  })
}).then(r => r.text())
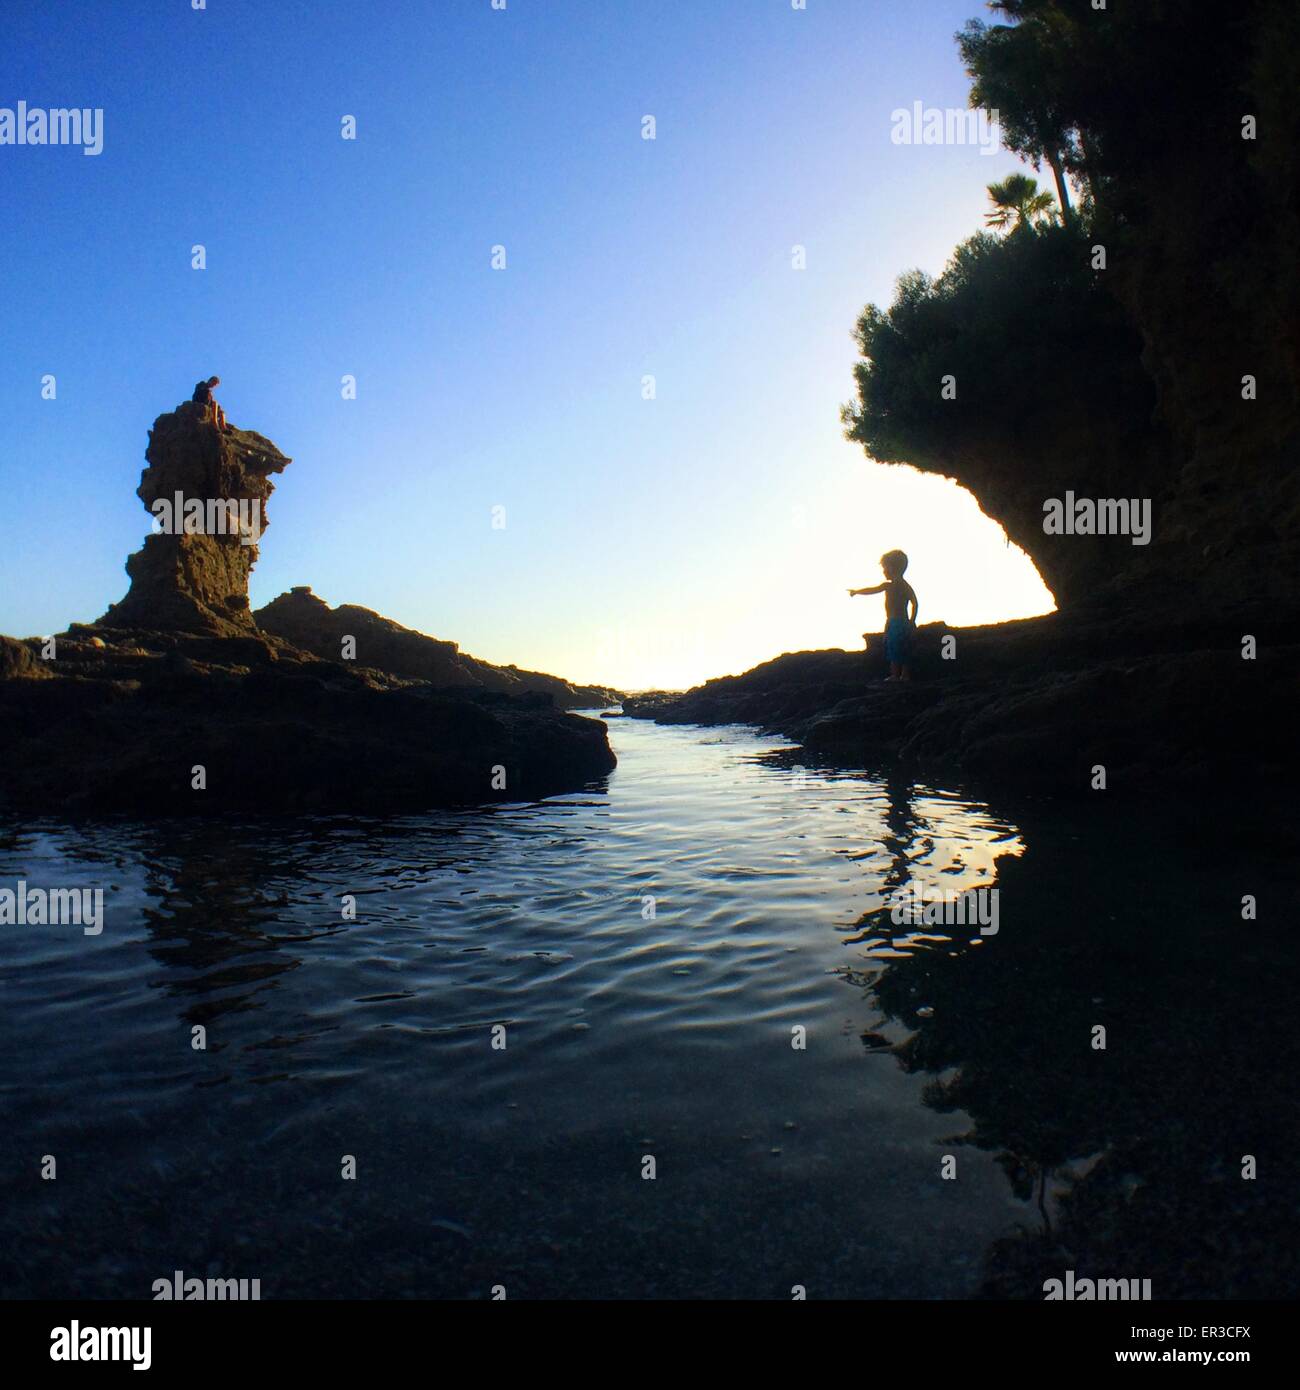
top-left (0, 403), bottom-right (615, 814)
top-left (0, 628), bottom-right (615, 814)
top-left (624, 605), bottom-right (1300, 799)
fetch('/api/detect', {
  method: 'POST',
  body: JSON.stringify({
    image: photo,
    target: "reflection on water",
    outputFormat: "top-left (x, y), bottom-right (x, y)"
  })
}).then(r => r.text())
top-left (0, 717), bottom-right (1295, 1298)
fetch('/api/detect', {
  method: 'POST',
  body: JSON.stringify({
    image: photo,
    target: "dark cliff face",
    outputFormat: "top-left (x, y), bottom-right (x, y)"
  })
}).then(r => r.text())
top-left (99, 402), bottom-right (292, 636)
top-left (254, 588), bottom-right (620, 710)
top-left (1072, 0), bottom-right (1300, 618)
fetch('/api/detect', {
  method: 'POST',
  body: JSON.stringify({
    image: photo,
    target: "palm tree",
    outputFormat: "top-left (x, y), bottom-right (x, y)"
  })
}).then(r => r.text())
top-left (958, 12), bottom-right (1081, 219)
top-left (984, 174), bottom-right (1056, 232)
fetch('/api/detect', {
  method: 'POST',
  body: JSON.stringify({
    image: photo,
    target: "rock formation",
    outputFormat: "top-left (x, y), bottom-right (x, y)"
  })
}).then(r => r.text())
top-left (99, 401), bottom-right (290, 636)
top-left (255, 587), bottom-right (619, 709)
top-left (0, 402), bottom-right (617, 813)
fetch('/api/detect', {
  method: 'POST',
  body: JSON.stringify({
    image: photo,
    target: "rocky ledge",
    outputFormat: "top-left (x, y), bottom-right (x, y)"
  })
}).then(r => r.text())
top-left (255, 587), bottom-right (618, 711)
top-left (624, 605), bottom-right (1300, 799)
top-left (0, 403), bottom-right (615, 814)
top-left (0, 627), bottom-right (614, 815)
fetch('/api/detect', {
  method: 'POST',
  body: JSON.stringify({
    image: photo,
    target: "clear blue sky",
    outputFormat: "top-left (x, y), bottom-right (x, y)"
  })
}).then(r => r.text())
top-left (0, 0), bottom-right (1051, 690)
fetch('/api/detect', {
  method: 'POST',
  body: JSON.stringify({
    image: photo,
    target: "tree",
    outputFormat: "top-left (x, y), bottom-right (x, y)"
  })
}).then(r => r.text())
top-left (957, 10), bottom-right (1079, 217)
top-left (984, 174), bottom-right (1056, 232)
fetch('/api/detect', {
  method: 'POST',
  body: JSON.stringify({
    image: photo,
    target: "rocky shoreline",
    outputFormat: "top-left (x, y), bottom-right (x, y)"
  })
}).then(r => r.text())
top-left (623, 608), bottom-right (1299, 799)
top-left (0, 626), bottom-right (616, 815)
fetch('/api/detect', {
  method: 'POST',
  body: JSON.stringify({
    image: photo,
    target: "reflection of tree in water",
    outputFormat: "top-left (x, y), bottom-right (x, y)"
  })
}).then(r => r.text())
top-left (847, 789), bottom-right (1300, 1299)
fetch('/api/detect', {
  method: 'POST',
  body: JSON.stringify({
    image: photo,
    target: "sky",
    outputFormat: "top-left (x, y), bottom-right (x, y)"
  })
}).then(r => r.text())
top-left (0, 0), bottom-right (1053, 691)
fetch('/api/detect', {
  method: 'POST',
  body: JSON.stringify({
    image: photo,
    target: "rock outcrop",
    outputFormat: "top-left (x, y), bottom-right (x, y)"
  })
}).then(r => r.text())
top-left (0, 402), bottom-right (616, 813)
top-left (0, 624), bottom-right (616, 813)
top-left (255, 587), bottom-right (618, 710)
top-left (624, 611), bottom-right (1300, 799)
top-left (99, 402), bottom-right (291, 636)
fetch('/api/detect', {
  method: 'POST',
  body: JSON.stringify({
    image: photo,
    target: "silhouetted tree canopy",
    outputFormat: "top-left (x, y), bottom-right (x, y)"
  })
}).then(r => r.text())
top-left (845, 0), bottom-right (1298, 482)
top-left (840, 221), bottom-right (1140, 468)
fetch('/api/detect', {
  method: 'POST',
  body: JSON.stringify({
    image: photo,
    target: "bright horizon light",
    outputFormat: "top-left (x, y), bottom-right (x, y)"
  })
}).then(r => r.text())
top-left (436, 453), bottom-right (1055, 694)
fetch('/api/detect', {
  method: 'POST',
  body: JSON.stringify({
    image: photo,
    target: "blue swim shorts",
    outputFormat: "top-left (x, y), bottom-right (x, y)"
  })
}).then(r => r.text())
top-left (884, 617), bottom-right (914, 664)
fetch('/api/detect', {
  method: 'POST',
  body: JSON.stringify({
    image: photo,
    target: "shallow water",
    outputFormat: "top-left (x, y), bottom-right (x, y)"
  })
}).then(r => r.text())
top-left (1, 716), bottom-right (1296, 1299)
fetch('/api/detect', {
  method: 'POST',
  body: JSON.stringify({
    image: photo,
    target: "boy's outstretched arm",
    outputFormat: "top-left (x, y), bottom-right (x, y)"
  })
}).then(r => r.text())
top-left (848, 583), bottom-right (886, 597)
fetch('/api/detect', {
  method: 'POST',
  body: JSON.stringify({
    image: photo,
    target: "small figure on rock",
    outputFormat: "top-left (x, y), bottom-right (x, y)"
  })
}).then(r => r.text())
top-left (191, 375), bottom-right (232, 432)
top-left (849, 549), bottom-right (918, 681)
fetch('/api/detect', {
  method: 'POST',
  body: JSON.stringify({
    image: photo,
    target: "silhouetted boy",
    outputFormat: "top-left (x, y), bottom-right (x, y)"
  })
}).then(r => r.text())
top-left (849, 549), bottom-right (918, 681)
top-left (192, 375), bottom-right (231, 432)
